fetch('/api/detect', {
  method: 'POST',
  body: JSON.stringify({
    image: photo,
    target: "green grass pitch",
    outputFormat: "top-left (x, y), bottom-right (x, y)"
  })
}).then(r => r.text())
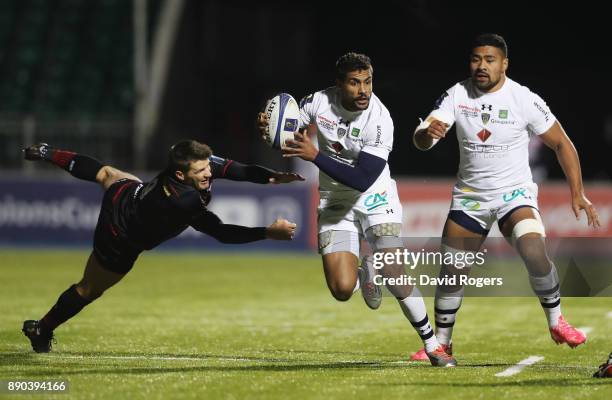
top-left (1, 249), bottom-right (610, 399)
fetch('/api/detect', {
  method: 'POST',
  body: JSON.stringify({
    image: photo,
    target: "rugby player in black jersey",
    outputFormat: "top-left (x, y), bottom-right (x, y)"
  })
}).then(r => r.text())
top-left (21, 140), bottom-right (302, 353)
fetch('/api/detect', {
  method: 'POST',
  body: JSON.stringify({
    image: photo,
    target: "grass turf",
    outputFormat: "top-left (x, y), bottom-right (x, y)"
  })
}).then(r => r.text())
top-left (1, 249), bottom-right (611, 399)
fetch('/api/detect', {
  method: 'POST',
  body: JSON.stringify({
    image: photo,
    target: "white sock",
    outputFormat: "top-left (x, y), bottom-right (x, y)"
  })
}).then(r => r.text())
top-left (398, 287), bottom-right (439, 352)
top-left (434, 287), bottom-right (464, 345)
top-left (529, 264), bottom-right (562, 328)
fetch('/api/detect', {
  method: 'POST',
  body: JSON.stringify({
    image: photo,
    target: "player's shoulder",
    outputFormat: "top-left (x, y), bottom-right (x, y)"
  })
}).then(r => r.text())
top-left (299, 87), bottom-right (334, 110)
top-left (502, 77), bottom-right (549, 112)
top-left (432, 80), bottom-right (467, 107)
top-left (209, 154), bottom-right (228, 167)
top-left (367, 93), bottom-right (392, 122)
top-left (163, 175), bottom-right (204, 211)
top-left (454, 79), bottom-right (474, 97)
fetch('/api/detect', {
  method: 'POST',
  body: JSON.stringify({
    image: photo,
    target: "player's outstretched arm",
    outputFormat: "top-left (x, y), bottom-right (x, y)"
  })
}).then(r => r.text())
top-left (211, 155), bottom-right (304, 184)
top-left (192, 211), bottom-right (296, 243)
top-left (539, 122), bottom-right (600, 227)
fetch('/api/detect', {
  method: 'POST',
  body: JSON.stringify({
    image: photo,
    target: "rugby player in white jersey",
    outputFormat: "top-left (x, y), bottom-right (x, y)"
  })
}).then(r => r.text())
top-left (410, 34), bottom-right (601, 360)
top-left (257, 53), bottom-right (456, 366)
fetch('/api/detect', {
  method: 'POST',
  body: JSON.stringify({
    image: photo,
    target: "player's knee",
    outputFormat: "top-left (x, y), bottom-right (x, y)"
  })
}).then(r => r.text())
top-left (75, 282), bottom-right (105, 301)
top-left (366, 223), bottom-right (403, 252)
top-left (329, 278), bottom-right (355, 301)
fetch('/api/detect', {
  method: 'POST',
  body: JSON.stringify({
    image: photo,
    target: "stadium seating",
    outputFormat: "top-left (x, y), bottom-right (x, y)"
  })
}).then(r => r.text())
top-left (0, 0), bottom-right (136, 116)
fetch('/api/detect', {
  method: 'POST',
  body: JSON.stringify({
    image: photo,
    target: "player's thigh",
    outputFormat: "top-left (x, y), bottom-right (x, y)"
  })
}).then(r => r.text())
top-left (321, 251), bottom-right (359, 300)
top-left (442, 216), bottom-right (488, 251)
top-left (441, 216), bottom-right (487, 284)
top-left (76, 252), bottom-right (127, 299)
top-left (319, 230), bottom-right (360, 290)
top-left (498, 206), bottom-right (543, 239)
top-left (498, 206), bottom-right (550, 274)
top-left (97, 166), bottom-right (142, 190)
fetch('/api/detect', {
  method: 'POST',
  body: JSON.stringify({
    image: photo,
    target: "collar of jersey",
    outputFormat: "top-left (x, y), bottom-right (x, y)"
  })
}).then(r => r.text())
top-left (473, 75), bottom-right (510, 97)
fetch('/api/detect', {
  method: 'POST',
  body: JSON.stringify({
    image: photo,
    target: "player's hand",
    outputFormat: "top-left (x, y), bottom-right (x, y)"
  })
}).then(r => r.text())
top-left (426, 120), bottom-right (449, 139)
top-left (256, 112), bottom-right (269, 138)
top-left (282, 129), bottom-right (318, 161)
top-left (572, 193), bottom-right (600, 228)
top-left (266, 218), bottom-right (297, 240)
top-left (269, 171), bottom-right (305, 184)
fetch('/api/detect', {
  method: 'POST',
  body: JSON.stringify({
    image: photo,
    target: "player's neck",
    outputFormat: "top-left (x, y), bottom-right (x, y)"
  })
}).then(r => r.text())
top-left (480, 75), bottom-right (507, 94)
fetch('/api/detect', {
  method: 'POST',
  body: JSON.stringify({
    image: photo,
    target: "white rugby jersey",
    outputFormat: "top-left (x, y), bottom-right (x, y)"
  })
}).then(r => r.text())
top-left (423, 77), bottom-right (556, 190)
top-left (299, 87), bottom-right (394, 194)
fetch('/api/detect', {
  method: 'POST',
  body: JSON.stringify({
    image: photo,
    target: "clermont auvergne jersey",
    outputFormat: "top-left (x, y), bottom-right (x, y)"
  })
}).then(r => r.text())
top-left (427, 77), bottom-right (556, 190)
top-left (299, 87), bottom-right (394, 195)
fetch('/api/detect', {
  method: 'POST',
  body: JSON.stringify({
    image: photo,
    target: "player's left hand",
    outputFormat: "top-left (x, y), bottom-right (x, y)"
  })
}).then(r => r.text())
top-left (266, 218), bottom-right (297, 240)
top-left (269, 171), bottom-right (305, 184)
top-left (572, 193), bottom-right (600, 228)
top-left (283, 130), bottom-right (318, 161)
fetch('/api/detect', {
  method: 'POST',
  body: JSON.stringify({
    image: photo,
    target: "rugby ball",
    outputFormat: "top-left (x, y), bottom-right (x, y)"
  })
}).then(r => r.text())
top-left (262, 93), bottom-right (299, 149)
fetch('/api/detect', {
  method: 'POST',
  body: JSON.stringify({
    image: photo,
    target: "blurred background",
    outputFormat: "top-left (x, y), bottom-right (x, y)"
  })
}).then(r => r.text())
top-left (1, 0), bottom-right (611, 249)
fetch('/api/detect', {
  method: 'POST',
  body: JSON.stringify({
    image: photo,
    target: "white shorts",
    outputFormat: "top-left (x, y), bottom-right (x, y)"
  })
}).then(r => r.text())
top-left (317, 181), bottom-right (403, 257)
top-left (450, 182), bottom-right (541, 234)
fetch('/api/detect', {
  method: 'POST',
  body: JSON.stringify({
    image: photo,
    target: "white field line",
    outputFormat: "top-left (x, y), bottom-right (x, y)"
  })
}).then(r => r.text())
top-left (55, 355), bottom-right (251, 362)
top-left (607, 311), bottom-right (612, 319)
top-left (495, 356), bottom-right (544, 377)
top-left (577, 326), bottom-right (593, 335)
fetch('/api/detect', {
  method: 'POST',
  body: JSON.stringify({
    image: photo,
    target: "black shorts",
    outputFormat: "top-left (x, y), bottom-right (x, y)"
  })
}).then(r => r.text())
top-left (93, 179), bottom-right (142, 274)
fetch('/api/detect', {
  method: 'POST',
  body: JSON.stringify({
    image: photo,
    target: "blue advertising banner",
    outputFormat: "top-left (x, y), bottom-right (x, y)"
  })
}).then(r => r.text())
top-left (0, 177), bottom-right (312, 251)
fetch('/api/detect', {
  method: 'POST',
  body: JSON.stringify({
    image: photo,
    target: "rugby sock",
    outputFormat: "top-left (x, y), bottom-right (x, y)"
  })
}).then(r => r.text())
top-left (434, 287), bottom-right (464, 345)
top-left (398, 287), bottom-right (439, 352)
top-left (45, 147), bottom-right (104, 182)
top-left (528, 264), bottom-right (562, 328)
top-left (39, 284), bottom-right (92, 334)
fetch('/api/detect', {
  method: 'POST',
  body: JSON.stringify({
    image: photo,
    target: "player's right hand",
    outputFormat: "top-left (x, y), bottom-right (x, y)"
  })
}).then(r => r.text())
top-left (256, 112), bottom-right (269, 139)
top-left (266, 218), bottom-right (297, 240)
top-left (426, 120), bottom-right (449, 139)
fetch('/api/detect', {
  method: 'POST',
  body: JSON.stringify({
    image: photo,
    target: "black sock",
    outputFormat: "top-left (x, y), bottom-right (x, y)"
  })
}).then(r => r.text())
top-left (47, 148), bottom-right (104, 182)
top-left (39, 284), bottom-right (92, 333)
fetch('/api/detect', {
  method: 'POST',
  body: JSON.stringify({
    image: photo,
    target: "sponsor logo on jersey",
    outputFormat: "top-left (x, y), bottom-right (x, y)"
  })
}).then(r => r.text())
top-left (481, 113), bottom-right (491, 125)
top-left (331, 142), bottom-right (344, 153)
top-left (462, 139), bottom-right (509, 153)
top-left (364, 191), bottom-right (388, 211)
top-left (477, 128), bottom-right (492, 142)
top-left (481, 104), bottom-right (492, 111)
top-left (458, 104), bottom-right (479, 118)
top-left (337, 127), bottom-right (347, 138)
top-left (375, 125), bottom-right (382, 144)
top-left (533, 101), bottom-right (550, 122)
top-left (283, 118), bottom-right (297, 132)
top-left (351, 127), bottom-right (361, 137)
top-left (502, 187), bottom-right (531, 202)
top-left (490, 119), bottom-right (516, 125)
top-left (499, 109), bottom-right (508, 119)
top-left (460, 198), bottom-right (481, 211)
top-left (318, 115), bottom-right (337, 131)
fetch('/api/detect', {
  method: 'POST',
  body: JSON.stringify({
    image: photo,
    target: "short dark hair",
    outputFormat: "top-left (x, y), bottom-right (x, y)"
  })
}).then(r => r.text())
top-left (167, 140), bottom-right (212, 173)
top-left (472, 33), bottom-right (508, 57)
top-left (336, 52), bottom-right (372, 80)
